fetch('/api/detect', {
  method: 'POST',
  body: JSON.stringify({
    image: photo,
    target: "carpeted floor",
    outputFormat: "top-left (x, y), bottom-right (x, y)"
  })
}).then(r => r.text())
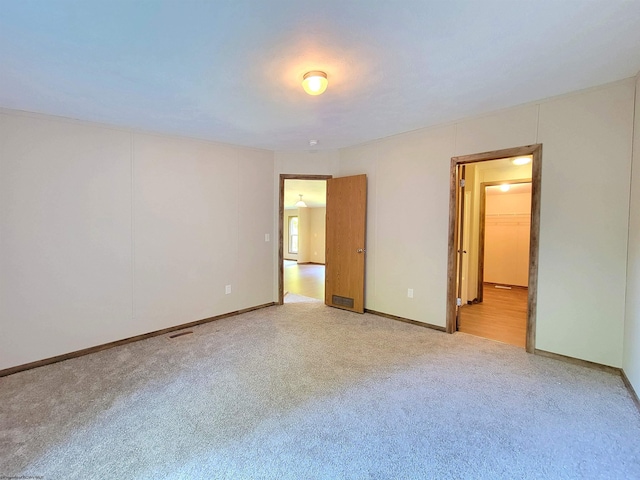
top-left (1, 297), bottom-right (639, 479)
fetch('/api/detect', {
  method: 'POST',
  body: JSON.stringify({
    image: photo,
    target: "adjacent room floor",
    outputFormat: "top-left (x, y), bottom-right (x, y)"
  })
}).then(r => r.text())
top-left (457, 283), bottom-right (528, 348)
top-left (283, 260), bottom-right (325, 301)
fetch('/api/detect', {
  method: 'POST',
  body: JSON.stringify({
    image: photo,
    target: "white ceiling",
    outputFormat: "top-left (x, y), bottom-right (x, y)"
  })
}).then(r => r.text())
top-left (474, 155), bottom-right (533, 171)
top-left (2, 1), bottom-right (640, 151)
top-left (284, 180), bottom-right (327, 209)
top-left (486, 183), bottom-right (532, 195)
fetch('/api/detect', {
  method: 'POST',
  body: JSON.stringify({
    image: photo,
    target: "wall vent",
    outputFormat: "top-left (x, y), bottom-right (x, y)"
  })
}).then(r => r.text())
top-left (332, 295), bottom-right (354, 308)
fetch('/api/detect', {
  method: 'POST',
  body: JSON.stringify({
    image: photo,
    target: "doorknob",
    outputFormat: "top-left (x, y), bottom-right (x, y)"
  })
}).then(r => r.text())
top-left (357, 248), bottom-right (366, 253)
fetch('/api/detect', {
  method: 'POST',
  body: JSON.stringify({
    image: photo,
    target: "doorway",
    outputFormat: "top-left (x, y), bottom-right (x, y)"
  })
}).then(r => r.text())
top-left (458, 179), bottom-right (532, 347)
top-left (278, 173), bottom-right (368, 312)
top-left (446, 145), bottom-right (542, 353)
top-left (279, 175), bottom-right (331, 303)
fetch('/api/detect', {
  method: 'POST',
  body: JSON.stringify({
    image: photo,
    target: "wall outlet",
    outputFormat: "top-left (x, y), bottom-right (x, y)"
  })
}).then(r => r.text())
top-left (407, 288), bottom-right (414, 298)
top-left (265, 233), bottom-right (270, 242)
top-left (225, 285), bottom-right (232, 295)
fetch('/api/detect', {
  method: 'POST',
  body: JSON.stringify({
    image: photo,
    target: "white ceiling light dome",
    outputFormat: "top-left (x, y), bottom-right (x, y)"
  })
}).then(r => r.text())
top-left (512, 156), bottom-right (532, 166)
top-left (302, 71), bottom-right (328, 96)
top-left (295, 194), bottom-right (307, 208)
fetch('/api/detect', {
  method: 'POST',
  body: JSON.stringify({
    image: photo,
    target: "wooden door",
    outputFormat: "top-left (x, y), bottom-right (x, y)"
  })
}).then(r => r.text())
top-left (325, 174), bottom-right (367, 313)
top-left (455, 165), bottom-right (466, 327)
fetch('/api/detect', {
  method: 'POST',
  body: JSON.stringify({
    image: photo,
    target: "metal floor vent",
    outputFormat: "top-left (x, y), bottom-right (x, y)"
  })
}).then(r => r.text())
top-left (332, 295), bottom-right (354, 308)
top-left (169, 331), bottom-right (193, 339)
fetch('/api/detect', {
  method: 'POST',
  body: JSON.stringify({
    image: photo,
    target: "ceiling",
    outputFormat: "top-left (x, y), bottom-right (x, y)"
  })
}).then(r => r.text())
top-left (486, 183), bottom-right (532, 196)
top-left (284, 180), bottom-right (327, 209)
top-left (2, 1), bottom-right (640, 152)
top-left (474, 155), bottom-right (532, 170)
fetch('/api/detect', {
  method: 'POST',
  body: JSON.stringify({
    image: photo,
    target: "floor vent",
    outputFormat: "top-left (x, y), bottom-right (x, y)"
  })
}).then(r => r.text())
top-left (169, 331), bottom-right (193, 339)
top-left (332, 295), bottom-right (354, 308)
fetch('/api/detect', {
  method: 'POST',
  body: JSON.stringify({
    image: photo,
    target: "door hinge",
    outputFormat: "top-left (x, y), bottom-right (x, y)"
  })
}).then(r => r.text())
top-left (456, 298), bottom-right (462, 307)
top-left (459, 179), bottom-right (466, 188)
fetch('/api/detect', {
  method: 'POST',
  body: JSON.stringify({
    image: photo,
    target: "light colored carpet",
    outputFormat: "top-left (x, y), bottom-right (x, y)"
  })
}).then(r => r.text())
top-left (1, 301), bottom-right (639, 479)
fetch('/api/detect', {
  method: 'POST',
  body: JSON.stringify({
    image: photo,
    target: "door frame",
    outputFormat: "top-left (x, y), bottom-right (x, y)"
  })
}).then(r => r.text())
top-left (445, 144), bottom-right (542, 353)
top-left (278, 174), bottom-right (332, 305)
top-left (477, 178), bottom-right (532, 303)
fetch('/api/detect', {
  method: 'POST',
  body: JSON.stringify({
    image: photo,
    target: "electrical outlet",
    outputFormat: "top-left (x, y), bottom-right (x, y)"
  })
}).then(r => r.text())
top-left (265, 233), bottom-right (270, 242)
top-left (225, 285), bottom-right (231, 295)
top-left (407, 288), bottom-right (414, 298)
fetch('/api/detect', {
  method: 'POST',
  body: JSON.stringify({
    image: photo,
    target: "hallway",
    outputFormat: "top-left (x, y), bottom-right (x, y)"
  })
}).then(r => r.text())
top-left (457, 284), bottom-right (527, 348)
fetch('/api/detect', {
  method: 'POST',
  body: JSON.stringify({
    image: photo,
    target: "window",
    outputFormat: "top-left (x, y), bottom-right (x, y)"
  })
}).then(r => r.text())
top-left (289, 216), bottom-right (299, 254)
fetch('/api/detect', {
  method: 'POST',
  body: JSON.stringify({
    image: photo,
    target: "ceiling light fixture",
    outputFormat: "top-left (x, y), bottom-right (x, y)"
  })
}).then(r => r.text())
top-left (309, 139), bottom-right (318, 147)
top-left (295, 194), bottom-right (308, 208)
top-left (512, 156), bottom-right (531, 166)
top-left (500, 184), bottom-right (511, 192)
top-left (302, 71), bottom-right (328, 96)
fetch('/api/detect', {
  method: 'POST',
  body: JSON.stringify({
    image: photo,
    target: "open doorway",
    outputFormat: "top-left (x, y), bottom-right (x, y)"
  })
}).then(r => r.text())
top-left (458, 178), bottom-right (532, 347)
top-left (446, 145), bottom-right (542, 353)
top-left (279, 175), bottom-right (331, 303)
top-left (279, 173), bottom-right (368, 311)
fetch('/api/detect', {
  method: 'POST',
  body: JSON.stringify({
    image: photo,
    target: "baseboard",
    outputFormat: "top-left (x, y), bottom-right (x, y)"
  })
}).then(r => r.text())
top-left (484, 282), bottom-right (528, 290)
top-left (0, 302), bottom-right (276, 378)
top-left (296, 262), bottom-right (325, 265)
top-left (526, 350), bottom-right (640, 413)
top-left (621, 370), bottom-right (640, 414)
top-left (534, 349), bottom-right (621, 375)
top-left (365, 309), bottom-right (447, 332)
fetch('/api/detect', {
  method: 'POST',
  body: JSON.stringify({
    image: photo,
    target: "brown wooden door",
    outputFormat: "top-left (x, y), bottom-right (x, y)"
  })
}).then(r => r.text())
top-left (456, 165), bottom-right (467, 328)
top-left (325, 174), bottom-right (367, 313)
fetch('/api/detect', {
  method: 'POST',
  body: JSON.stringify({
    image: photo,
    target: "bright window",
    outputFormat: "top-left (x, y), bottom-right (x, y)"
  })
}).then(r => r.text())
top-left (289, 216), bottom-right (299, 254)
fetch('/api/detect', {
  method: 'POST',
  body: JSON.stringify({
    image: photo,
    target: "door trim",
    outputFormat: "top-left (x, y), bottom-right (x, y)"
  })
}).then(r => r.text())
top-left (278, 174), bottom-right (332, 305)
top-left (445, 144), bottom-right (542, 353)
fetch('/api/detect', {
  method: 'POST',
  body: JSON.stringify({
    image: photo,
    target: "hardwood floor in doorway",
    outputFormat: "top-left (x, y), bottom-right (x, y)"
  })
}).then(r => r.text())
top-left (457, 283), bottom-right (527, 348)
top-left (284, 260), bottom-right (325, 301)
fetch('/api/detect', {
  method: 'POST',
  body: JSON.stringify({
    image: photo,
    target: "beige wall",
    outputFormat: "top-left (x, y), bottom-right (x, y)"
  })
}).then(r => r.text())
top-left (2, 77), bottom-right (638, 380)
top-left (304, 207), bottom-right (327, 264)
top-left (340, 125), bottom-right (453, 322)
top-left (535, 81), bottom-right (633, 366)
top-left (0, 110), bottom-right (275, 370)
top-left (308, 207), bottom-right (327, 264)
top-left (484, 192), bottom-right (531, 286)
top-left (283, 207), bottom-right (326, 264)
top-left (464, 162), bottom-right (532, 302)
top-left (339, 78), bottom-right (635, 368)
top-left (623, 74), bottom-right (640, 394)
top-left (486, 191), bottom-right (531, 214)
top-left (297, 207), bottom-right (312, 263)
